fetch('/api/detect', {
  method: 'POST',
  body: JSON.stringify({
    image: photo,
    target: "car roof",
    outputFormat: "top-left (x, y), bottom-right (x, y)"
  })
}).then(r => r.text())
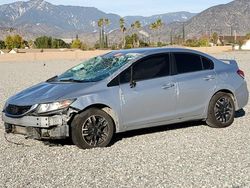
top-left (111, 47), bottom-right (216, 61)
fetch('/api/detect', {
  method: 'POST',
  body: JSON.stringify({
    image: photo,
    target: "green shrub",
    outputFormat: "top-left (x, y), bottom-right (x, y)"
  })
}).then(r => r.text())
top-left (5, 35), bottom-right (24, 49)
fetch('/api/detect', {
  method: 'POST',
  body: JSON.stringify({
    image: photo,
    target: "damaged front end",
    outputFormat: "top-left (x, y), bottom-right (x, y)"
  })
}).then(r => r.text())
top-left (2, 100), bottom-right (78, 140)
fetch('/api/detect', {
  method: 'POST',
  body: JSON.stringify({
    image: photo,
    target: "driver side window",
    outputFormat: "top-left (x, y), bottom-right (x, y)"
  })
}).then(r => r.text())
top-left (120, 67), bottom-right (131, 84)
top-left (120, 53), bottom-right (170, 84)
top-left (133, 54), bottom-right (170, 81)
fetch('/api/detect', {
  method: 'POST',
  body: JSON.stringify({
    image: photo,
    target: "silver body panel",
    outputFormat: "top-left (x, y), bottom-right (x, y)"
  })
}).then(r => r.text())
top-left (2, 48), bottom-right (249, 138)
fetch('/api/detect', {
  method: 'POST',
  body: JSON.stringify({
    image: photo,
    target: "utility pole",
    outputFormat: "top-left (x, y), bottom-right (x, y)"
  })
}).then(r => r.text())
top-left (182, 23), bottom-right (185, 44)
top-left (170, 29), bottom-right (173, 45)
top-left (234, 30), bottom-right (237, 44)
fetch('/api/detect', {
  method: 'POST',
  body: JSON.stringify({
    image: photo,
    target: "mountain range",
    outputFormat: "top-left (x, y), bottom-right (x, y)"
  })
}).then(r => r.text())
top-left (0, 0), bottom-right (249, 44)
top-left (167, 0), bottom-right (250, 39)
top-left (0, 0), bottom-right (195, 39)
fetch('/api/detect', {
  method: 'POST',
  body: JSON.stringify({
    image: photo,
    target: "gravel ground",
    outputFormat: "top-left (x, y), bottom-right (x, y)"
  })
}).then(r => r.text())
top-left (0, 51), bottom-right (249, 188)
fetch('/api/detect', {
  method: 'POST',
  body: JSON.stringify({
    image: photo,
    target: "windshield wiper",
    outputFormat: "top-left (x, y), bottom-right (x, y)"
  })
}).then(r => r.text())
top-left (46, 75), bottom-right (58, 82)
top-left (59, 79), bottom-right (84, 83)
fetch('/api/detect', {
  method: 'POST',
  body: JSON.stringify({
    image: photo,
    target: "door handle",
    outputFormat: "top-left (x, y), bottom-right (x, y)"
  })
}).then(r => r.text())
top-left (162, 83), bottom-right (175, 90)
top-left (203, 75), bottom-right (215, 81)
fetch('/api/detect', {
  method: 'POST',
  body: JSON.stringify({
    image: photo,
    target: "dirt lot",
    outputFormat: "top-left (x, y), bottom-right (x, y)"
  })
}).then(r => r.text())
top-left (0, 49), bottom-right (249, 187)
top-left (0, 46), bottom-right (231, 63)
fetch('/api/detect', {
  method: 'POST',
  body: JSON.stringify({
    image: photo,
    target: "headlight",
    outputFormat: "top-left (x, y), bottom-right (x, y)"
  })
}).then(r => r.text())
top-left (3, 102), bottom-right (8, 111)
top-left (36, 99), bottom-right (75, 114)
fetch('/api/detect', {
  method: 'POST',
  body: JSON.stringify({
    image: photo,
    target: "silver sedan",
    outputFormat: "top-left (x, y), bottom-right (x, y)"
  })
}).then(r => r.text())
top-left (2, 48), bottom-right (249, 149)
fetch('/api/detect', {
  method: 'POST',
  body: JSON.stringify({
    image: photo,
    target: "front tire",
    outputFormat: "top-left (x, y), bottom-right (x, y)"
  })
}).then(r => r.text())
top-left (206, 92), bottom-right (235, 128)
top-left (71, 108), bottom-right (115, 149)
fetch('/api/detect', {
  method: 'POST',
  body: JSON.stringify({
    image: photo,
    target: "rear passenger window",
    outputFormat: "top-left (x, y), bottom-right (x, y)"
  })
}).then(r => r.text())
top-left (173, 53), bottom-right (202, 74)
top-left (202, 57), bottom-right (214, 70)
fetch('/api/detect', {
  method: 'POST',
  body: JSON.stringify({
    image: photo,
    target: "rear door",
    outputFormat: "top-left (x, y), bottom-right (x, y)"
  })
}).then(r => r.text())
top-left (119, 53), bottom-right (177, 129)
top-left (172, 52), bottom-right (216, 118)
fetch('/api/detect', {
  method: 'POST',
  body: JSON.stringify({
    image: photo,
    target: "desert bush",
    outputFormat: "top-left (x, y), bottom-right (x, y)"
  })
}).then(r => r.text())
top-left (111, 45), bottom-right (117, 50)
top-left (52, 38), bottom-right (69, 48)
top-left (71, 39), bottom-right (82, 49)
top-left (198, 38), bottom-right (209, 47)
top-left (185, 39), bottom-right (199, 47)
top-left (34, 36), bottom-right (52, 48)
top-left (124, 34), bottom-right (149, 48)
top-left (34, 36), bottom-right (69, 49)
top-left (4, 35), bottom-right (24, 49)
top-left (238, 39), bottom-right (245, 50)
top-left (140, 40), bottom-right (150, 47)
top-left (94, 42), bottom-right (100, 49)
top-left (211, 32), bottom-right (219, 45)
top-left (246, 33), bottom-right (250, 40)
top-left (157, 42), bottom-right (164, 47)
top-left (80, 43), bottom-right (88, 50)
top-left (0, 40), bottom-right (5, 49)
top-left (185, 38), bottom-right (209, 47)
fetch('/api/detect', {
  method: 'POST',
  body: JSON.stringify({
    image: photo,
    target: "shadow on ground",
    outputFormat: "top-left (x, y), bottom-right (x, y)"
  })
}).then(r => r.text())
top-left (235, 109), bottom-right (246, 118)
top-left (44, 120), bottom-right (205, 147)
top-left (43, 109), bottom-right (246, 147)
top-left (111, 120), bottom-right (204, 145)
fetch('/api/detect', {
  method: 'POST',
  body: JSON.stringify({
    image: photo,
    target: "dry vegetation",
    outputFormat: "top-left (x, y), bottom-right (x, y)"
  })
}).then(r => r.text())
top-left (0, 46), bottom-right (232, 63)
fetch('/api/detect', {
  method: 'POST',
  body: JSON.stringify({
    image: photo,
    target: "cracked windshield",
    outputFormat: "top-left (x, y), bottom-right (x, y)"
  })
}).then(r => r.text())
top-left (58, 52), bottom-right (141, 82)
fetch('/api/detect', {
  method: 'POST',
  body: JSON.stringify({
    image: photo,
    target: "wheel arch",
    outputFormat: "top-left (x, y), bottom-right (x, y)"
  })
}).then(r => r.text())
top-left (205, 89), bottom-right (237, 119)
top-left (212, 89), bottom-right (236, 105)
top-left (205, 89), bottom-right (236, 128)
top-left (73, 103), bottom-right (120, 133)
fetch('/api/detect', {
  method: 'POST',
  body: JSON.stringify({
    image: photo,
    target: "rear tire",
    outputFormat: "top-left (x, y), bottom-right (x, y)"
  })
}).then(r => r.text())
top-left (206, 92), bottom-right (235, 128)
top-left (71, 108), bottom-right (115, 149)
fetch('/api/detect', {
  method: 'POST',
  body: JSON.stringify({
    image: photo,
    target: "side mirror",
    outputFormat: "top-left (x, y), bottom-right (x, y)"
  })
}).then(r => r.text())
top-left (130, 80), bottom-right (136, 88)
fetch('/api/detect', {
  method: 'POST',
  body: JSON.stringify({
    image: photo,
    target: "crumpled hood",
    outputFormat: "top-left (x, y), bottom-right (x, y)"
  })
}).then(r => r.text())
top-left (7, 81), bottom-right (96, 106)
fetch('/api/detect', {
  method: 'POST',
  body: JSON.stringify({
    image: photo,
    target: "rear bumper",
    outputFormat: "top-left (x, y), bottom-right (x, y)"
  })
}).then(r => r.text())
top-left (235, 81), bottom-right (249, 110)
top-left (2, 113), bottom-right (69, 139)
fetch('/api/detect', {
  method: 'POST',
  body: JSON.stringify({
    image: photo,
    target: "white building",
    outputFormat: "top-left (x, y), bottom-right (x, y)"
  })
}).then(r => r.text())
top-left (234, 40), bottom-right (250, 50)
top-left (9, 49), bottom-right (18, 54)
top-left (241, 40), bottom-right (250, 50)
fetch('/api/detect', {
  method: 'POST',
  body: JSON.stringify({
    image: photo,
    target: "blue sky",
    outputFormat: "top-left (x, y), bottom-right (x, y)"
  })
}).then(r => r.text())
top-left (0, 0), bottom-right (232, 16)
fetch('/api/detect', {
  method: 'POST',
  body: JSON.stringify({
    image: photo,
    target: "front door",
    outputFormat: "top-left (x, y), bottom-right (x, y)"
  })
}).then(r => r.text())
top-left (119, 53), bottom-right (177, 129)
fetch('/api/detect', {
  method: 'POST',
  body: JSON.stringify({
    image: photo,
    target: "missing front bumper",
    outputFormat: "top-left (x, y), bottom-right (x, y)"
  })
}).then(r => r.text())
top-left (4, 124), bottom-right (69, 139)
top-left (2, 113), bottom-right (70, 139)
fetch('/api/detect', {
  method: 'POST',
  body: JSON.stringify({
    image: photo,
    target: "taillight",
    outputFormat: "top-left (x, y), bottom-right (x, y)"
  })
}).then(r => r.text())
top-left (237, 69), bottom-right (245, 79)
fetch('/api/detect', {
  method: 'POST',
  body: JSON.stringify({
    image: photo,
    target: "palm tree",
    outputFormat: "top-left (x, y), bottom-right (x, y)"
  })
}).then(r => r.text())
top-left (134, 21), bottom-right (141, 29)
top-left (98, 18), bottom-right (110, 48)
top-left (104, 18), bottom-right (110, 48)
top-left (98, 18), bottom-right (104, 48)
top-left (150, 19), bottom-right (163, 45)
top-left (120, 18), bottom-right (126, 48)
top-left (155, 19), bottom-right (163, 43)
top-left (131, 20), bottom-right (141, 47)
top-left (150, 22), bottom-right (157, 45)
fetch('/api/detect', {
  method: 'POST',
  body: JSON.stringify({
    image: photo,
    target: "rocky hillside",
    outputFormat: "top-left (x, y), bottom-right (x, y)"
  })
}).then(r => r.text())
top-left (161, 0), bottom-right (250, 41)
top-left (0, 0), bottom-right (195, 39)
top-left (0, 0), bottom-right (120, 35)
top-left (184, 0), bottom-right (250, 37)
top-left (124, 12), bottom-right (195, 27)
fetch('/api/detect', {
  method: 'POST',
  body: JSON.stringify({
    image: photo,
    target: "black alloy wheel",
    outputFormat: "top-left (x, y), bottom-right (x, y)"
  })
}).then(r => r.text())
top-left (206, 92), bottom-right (235, 128)
top-left (81, 115), bottom-right (110, 147)
top-left (71, 108), bottom-right (115, 149)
